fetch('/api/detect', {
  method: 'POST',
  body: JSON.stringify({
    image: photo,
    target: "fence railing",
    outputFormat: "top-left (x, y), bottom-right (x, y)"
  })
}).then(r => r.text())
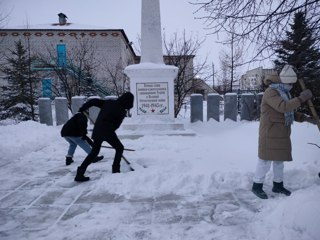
top-left (38, 93), bottom-right (264, 126)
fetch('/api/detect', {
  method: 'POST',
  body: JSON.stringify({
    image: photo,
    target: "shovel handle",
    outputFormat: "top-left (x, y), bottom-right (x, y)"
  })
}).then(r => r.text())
top-left (298, 78), bottom-right (320, 132)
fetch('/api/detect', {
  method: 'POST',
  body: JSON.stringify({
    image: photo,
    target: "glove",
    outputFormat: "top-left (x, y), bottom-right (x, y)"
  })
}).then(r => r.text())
top-left (299, 89), bottom-right (312, 103)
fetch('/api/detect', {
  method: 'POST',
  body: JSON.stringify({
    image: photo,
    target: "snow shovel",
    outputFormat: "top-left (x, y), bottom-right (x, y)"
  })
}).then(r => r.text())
top-left (281, 65), bottom-right (320, 178)
top-left (298, 78), bottom-right (320, 132)
top-left (101, 146), bottom-right (135, 151)
top-left (297, 79), bottom-right (320, 179)
top-left (82, 111), bottom-right (136, 171)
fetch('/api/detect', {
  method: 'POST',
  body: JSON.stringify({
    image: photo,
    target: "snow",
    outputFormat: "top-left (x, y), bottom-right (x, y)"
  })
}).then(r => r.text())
top-left (0, 113), bottom-right (319, 240)
top-left (5, 23), bottom-right (109, 30)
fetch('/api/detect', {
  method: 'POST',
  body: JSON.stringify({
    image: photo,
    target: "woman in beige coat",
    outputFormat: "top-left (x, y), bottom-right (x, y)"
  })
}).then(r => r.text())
top-left (252, 67), bottom-right (313, 199)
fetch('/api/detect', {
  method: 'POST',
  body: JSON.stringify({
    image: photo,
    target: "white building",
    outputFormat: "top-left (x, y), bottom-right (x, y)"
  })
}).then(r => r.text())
top-left (0, 14), bottom-right (137, 97)
top-left (240, 67), bottom-right (277, 91)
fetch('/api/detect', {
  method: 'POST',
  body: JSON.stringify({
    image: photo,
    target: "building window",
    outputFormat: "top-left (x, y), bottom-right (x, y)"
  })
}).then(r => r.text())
top-left (56, 44), bottom-right (67, 67)
top-left (42, 79), bottom-right (52, 98)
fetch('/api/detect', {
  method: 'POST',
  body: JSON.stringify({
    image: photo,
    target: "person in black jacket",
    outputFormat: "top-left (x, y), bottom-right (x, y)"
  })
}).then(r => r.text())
top-left (61, 112), bottom-right (103, 166)
top-left (74, 92), bottom-right (134, 182)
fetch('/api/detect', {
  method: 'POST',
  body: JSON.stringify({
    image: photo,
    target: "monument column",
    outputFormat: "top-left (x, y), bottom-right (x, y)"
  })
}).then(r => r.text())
top-left (124, 0), bottom-right (178, 122)
top-left (140, 0), bottom-right (163, 64)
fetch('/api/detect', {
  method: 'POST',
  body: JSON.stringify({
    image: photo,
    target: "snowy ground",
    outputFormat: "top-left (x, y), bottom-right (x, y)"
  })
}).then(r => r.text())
top-left (0, 115), bottom-right (319, 240)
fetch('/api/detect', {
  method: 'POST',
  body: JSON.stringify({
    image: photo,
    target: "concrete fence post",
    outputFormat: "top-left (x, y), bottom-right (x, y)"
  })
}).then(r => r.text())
top-left (190, 94), bottom-right (203, 123)
top-left (256, 92), bottom-right (264, 120)
top-left (240, 93), bottom-right (255, 121)
top-left (71, 96), bottom-right (86, 115)
top-left (88, 96), bottom-right (102, 125)
top-left (38, 98), bottom-right (53, 126)
top-left (207, 93), bottom-right (220, 122)
top-left (224, 93), bottom-right (237, 121)
top-left (55, 97), bottom-right (69, 125)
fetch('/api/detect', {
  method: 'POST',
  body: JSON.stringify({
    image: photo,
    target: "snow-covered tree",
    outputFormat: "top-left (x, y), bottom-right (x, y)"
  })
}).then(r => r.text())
top-left (0, 40), bottom-right (39, 121)
top-left (274, 11), bottom-right (320, 115)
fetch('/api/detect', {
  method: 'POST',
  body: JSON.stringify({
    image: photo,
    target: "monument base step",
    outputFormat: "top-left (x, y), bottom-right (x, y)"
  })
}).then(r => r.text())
top-left (117, 122), bottom-right (196, 139)
top-left (121, 123), bottom-right (185, 131)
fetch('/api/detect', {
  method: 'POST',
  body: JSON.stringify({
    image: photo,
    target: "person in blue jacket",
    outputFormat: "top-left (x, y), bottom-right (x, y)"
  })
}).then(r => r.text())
top-left (75, 92), bottom-right (134, 182)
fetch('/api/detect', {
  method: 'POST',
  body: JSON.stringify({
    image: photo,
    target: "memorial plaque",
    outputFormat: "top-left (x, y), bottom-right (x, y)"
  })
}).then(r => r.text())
top-left (136, 82), bottom-right (169, 115)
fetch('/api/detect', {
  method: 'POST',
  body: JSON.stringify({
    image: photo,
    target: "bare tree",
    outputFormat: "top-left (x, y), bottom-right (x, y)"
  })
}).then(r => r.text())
top-left (217, 31), bottom-right (243, 93)
top-left (163, 31), bottom-right (211, 117)
top-left (0, 6), bottom-right (10, 62)
top-left (101, 58), bottom-right (130, 97)
top-left (36, 38), bottom-right (101, 110)
top-left (191, 0), bottom-right (320, 62)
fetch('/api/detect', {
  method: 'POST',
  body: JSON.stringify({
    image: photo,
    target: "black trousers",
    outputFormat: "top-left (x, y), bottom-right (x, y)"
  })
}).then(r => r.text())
top-left (80, 132), bottom-right (124, 172)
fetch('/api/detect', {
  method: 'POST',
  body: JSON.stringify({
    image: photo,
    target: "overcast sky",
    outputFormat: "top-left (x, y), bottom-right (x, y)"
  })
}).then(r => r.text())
top-left (1, 0), bottom-right (265, 79)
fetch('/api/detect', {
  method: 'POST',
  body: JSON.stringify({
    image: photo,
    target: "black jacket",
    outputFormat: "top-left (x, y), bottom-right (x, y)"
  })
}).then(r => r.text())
top-left (61, 112), bottom-right (88, 137)
top-left (79, 92), bottom-right (134, 140)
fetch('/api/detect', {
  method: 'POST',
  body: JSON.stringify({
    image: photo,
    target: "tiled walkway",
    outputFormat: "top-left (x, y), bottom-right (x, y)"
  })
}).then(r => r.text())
top-left (0, 167), bottom-right (260, 240)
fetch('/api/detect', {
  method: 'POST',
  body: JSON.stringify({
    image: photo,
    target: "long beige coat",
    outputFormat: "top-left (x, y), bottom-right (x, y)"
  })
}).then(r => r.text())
top-left (258, 88), bottom-right (305, 161)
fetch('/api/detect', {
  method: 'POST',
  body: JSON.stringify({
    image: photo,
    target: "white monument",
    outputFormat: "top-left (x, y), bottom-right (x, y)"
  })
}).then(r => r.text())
top-left (124, 0), bottom-right (178, 124)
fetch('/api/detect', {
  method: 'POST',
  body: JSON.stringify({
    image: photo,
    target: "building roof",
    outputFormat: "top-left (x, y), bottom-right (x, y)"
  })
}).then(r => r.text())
top-left (2, 23), bottom-right (119, 30)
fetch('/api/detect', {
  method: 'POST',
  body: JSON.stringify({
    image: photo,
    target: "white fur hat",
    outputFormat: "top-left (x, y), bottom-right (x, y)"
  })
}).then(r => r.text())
top-left (279, 65), bottom-right (297, 83)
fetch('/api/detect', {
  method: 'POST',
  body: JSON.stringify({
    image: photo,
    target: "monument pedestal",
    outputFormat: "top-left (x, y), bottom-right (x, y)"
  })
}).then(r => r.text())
top-left (122, 0), bottom-right (193, 138)
top-left (124, 63), bottom-right (178, 121)
top-left (122, 63), bottom-right (194, 138)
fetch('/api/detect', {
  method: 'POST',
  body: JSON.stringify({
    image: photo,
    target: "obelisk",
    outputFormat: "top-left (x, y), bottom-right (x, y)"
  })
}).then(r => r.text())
top-left (140, 0), bottom-right (163, 64)
top-left (124, 0), bottom-right (178, 122)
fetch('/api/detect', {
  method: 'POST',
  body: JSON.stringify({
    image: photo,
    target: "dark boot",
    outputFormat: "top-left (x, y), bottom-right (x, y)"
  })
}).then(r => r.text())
top-left (66, 156), bottom-right (74, 166)
top-left (92, 155), bottom-right (104, 163)
top-left (272, 182), bottom-right (291, 196)
top-left (74, 167), bottom-right (90, 182)
top-left (112, 164), bottom-right (120, 174)
top-left (252, 182), bottom-right (268, 199)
